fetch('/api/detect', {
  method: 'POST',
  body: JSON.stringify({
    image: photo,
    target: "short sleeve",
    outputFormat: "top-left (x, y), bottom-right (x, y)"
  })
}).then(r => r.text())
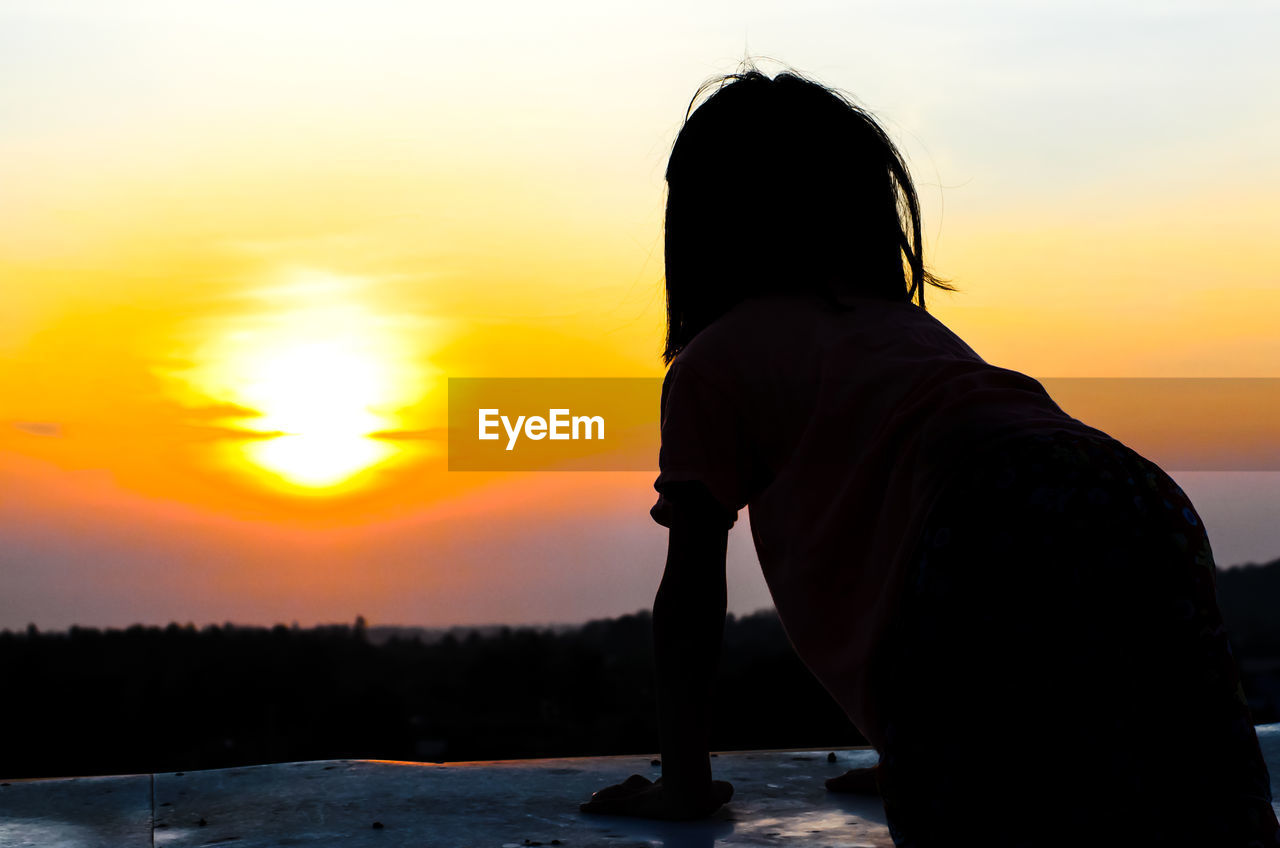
top-left (650, 358), bottom-right (751, 529)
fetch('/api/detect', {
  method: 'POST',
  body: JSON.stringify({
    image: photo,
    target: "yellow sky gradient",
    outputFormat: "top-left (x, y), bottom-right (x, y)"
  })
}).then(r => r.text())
top-left (2, 1), bottom-right (1278, 628)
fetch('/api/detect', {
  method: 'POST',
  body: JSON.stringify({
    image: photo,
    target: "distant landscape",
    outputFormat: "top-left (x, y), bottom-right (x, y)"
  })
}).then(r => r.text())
top-left (2, 560), bottom-right (1278, 780)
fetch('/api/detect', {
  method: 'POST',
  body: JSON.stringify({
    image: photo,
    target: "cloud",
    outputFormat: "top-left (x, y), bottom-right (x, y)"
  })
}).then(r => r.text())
top-left (183, 425), bottom-right (286, 443)
top-left (177, 400), bottom-right (264, 422)
top-left (11, 421), bottom-right (62, 437)
top-left (170, 401), bottom-right (283, 442)
top-left (368, 427), bottom-right (447, 442)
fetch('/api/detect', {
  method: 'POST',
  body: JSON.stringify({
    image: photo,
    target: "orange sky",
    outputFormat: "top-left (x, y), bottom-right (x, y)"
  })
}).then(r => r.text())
top-left (2, 2), bottom-right (1279, 630)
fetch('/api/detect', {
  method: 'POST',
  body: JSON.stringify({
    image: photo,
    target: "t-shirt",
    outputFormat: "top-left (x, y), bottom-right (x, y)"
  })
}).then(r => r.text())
top-left (650, 292), bottom-right (1110, 750)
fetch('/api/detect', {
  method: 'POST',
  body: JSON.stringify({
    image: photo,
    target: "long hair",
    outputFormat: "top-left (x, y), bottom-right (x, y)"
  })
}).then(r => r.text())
top-left (662, 64), bottom-right (953, 364)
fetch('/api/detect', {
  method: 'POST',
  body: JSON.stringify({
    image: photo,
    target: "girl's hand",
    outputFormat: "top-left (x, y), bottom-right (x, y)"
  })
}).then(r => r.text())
top-left (824, 765), bottom-right (880, 795)
top-left (579, 774), bottom-right (734, 820)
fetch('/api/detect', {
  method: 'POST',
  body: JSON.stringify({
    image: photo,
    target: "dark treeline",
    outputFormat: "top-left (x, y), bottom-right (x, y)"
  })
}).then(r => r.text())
top-left (0, 609), bottom-right (855, 779)
top-left (3, 559), bottom-right (1279, 780)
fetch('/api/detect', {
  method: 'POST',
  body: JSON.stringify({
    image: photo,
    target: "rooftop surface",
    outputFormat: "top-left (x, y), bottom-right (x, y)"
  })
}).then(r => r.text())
top-left (4, 725), bottom-right (1279, 847)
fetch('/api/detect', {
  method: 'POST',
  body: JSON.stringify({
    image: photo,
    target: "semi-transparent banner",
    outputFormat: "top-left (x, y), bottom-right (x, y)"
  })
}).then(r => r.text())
top-left (448, 378), bottom-right (660, 471)
top-left (447, 377), bottom-right (1280, 471)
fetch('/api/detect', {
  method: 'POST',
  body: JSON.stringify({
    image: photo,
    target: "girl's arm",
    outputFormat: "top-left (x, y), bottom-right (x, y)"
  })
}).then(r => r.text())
top-left (653, 482), bottom-right (730, 814)
top-left (578, 481), bottom-right (734, 820)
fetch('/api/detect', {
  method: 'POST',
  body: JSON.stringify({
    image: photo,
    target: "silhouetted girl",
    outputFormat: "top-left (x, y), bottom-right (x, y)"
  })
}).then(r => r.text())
top-left (581, 66), bottom-right (1277, 847)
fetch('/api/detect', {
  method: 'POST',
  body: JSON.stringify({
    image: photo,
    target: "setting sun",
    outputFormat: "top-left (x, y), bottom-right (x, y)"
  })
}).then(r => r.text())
top-left (168, 270), bottom-right (436, 491)
top-left (235, 338), bottom-right (397, 488)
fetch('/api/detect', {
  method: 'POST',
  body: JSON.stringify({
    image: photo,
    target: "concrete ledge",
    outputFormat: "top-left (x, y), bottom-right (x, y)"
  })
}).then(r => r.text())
top-left (0, 772), bottom-right (151, 848)
top-left (3, 725), bottom-right (1278, 847)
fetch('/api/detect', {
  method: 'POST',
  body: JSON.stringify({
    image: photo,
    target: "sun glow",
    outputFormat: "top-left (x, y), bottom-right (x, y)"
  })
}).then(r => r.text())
top-left (236, 338), bottom-right (398, 488)
top-left (173, 270), bottom-right (435, 491)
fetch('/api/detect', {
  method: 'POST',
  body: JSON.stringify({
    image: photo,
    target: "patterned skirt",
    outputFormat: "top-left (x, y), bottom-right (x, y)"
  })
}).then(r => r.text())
top-left (875, 430), bottom-right (1278, 848)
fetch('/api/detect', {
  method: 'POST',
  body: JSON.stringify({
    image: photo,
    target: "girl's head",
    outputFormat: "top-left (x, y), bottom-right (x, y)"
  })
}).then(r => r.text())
top-left (663, 64), bottom-right (951, 363)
